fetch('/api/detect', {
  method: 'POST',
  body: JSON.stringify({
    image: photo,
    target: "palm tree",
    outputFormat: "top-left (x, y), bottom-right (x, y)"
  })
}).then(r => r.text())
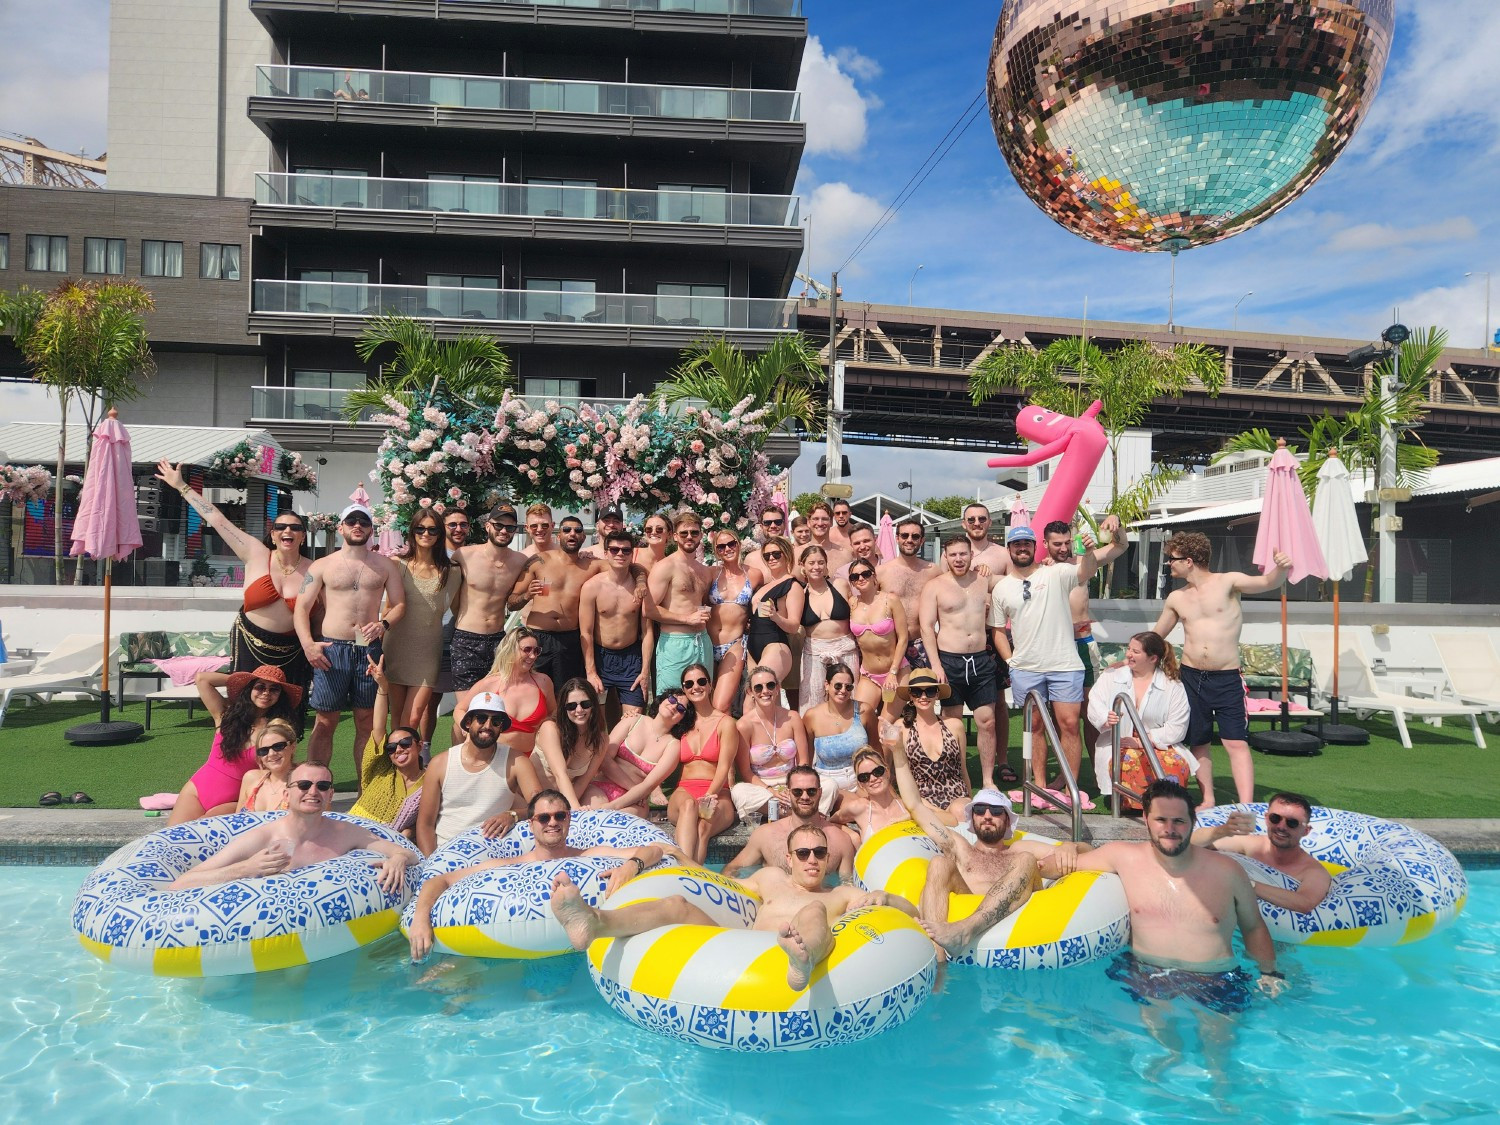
top-left (4, 281), bottom-right (156, 582)
top-left (660, 332), bottom-right (826, 435)
top-left (344, 314), bottom-right (512, 420)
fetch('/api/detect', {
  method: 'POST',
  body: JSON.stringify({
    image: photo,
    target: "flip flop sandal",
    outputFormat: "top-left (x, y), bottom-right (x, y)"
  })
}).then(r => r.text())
top-left (39, 791), bottom-right (63, 807)
top-left (1076, 792), bottom-right (1097, 811)
top-left (69, 792), bottom-right (94, 805)
top-left (998, 765), bottom-right (1021, 785)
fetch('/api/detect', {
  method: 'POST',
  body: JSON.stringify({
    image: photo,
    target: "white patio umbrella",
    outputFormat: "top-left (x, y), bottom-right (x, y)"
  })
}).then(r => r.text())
top-left (1308, 452), bottom-right (1370, 744)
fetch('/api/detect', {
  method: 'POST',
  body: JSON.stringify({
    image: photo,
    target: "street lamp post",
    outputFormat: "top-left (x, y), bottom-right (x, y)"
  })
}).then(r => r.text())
top-left (897, 475), bottom-right (915, 512)
top-left (1377, 323), bottom-right (1409, 605)
top-left (1234, 291), bottom-right (1253, 331)
top-left (1465, 272), bottom-right (1491, 352)
top-left (908, 264), bottom-right (924, 306)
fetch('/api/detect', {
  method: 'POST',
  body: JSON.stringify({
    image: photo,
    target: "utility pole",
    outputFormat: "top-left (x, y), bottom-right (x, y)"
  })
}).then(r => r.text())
top-left (824, 270), bottom-right (847, 495)
top-left (1376, 323), bottom-right (1408, 604)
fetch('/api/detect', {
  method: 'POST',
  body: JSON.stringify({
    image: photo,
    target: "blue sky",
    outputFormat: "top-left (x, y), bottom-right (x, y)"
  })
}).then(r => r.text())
top-left (5, 1), bottom-right (1499, 503)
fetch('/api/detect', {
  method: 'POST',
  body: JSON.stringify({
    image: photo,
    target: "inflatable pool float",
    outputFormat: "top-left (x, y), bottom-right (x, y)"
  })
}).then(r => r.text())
top-left (71, 811), bottom-right (420, 976)
top-left (1196, 804), bottom-right (1467, 946)
top-left (588, 865), bottom-right (937, 1051)
top-left (855, 819), bottom-right (1129, 970)
top-left (401, 809), bottom-right (675, 959)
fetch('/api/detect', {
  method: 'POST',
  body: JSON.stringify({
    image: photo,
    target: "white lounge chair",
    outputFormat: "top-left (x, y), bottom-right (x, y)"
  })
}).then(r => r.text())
top-left (1299, 627), bottom-right (1486, 750)
top-left (1431, 633), bottom-right (1500, 723)
top-left (0, 634), bottom-right (107, 728)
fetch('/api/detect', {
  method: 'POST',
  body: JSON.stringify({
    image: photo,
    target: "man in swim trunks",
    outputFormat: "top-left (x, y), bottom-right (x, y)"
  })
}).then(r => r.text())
top-left (1193, 791), bottom-right (1332, 912)
top-left (878, 517), bottom-right (937, 669)
top-left (406, 789), bottom-right (688, 961)
top-left (509, 516), bottom-right (606, 688)
top-left (1074, 779), bottom-right (1286, 1011)
top-left (646, 510), bottom-right (714, 694)
top-left (723, 766), bottom-right (855, 882)
top-left (295, 503), bottom-right (407, 772)
top-left (449, 503), bottom-right (531, 693)
top-left (920, 535), bottom-right (1002, 790)
top-left (1152, 532), bottom-right (1291, 809)
top-left (551, 823), bottom-right (918, 990)
top-left (581, 529), bottom-right (656, 720)
top-left (169, 762), bottom-right (414, 892)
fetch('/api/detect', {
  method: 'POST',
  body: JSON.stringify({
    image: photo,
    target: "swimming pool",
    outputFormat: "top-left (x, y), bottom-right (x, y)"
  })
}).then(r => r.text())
top-left (3, 867), bottom-right (1496, 1123)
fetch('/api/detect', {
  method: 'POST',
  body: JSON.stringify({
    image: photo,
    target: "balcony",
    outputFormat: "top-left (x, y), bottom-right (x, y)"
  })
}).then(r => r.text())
top-left (250, 385), bottom-right (377, 423)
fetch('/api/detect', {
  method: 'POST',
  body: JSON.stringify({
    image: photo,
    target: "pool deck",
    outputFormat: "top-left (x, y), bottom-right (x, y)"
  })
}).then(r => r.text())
top-left (4, 803), bottom-right (1497, 865)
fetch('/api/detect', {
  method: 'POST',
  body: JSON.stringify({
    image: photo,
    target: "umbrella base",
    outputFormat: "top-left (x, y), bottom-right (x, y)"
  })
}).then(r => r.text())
top-left (65, 720), bottom-right (145, 746)
top-left (1248, 729), bottom-right (1323, 756)
top-left (1304, 722), bottom-right (1369, 745)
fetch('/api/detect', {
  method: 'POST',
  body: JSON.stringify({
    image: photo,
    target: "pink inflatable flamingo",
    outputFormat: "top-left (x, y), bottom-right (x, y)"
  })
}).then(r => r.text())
top-left (987, 400), bottom-right (1107, 534)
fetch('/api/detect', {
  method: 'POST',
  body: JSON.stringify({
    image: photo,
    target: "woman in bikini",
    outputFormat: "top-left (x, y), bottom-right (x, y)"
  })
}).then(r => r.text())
top-left (384, 509), bottom-right (459, 734)
top-left (801, 662), bottom-right (868, 814)
top-left (155, 461), bottom-right (312, 707)
top-left (459, 627), bottom-right (556, 758)
top-left (786, 545), bottom-right (858, 710)
top-left (600, 692), bottom-right (691, 818)
top-left (706, 529), bottom-right (757, 713)
top-left (731, 663), bottom-right (810, 823)
top-left (667, 662), bottom-right (737, 864)
top-left (746, 534), bottom-right (800, 708)
top-left (830, 746), bottom-right (914, 846)
top-left (237, 718), bottom-right (299, 813)
top-left (891, 667), bottom-right (971, 825)
top-left (634, 512), bottom-right (673, 571)
top-left (169, 665), bottom-right (303, 825)
top-left (349, 655), bottom-right (427, 836)
top-left (846, 559), bottom-right (908, 742)
top-left (531, 678), bottom-right (615, 808)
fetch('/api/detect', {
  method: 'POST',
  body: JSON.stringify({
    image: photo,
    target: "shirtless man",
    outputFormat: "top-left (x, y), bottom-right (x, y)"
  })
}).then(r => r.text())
top-left (831, 747), bottom-right (914, 843)
top-left (646, 511), bottom-right (714, 694)
top-left (295, 503), bottom-right (407, 770)
top-left (1076, 779), bottom-right (1286, 1010)
top-left (406, 789), bottom-right (686, 961)
top-left (585, 505), bottom-right (625, 559)
top-left (806, 502), bottom-right (852, 576)
top-left (1152, 531), bottom-right (1290, 808)
top-left (509, 515), bottom-right (602, 688)
top-left (169, 762), bottom-right (414, 892)
top-left (920, 535), bottom-right (1001, 790)
top-left (449, 504), bottom-right (530, 694)
top-left (522, 504), bottom-right (555, 557)
top-left (551, 823), bottom-right (918, 990)
top-left (829, 498), bottom-right (855, 551)
top-left (743, 507), bottom-right (788, 572)
top-left (443, 508), bottom-right (472, 553)
top-left (961, 503), bottom-right (1011, 577)
top-left (723, 765), bottom-right (855, 881)
top-left (581, 529), bottom-right (655, 719)
top-left (878, 517), bottom-right (937, 669)
top-left (834, 523), bottom-right (878, 581)
top-left (1192, 792), bottom-right (1332, 912)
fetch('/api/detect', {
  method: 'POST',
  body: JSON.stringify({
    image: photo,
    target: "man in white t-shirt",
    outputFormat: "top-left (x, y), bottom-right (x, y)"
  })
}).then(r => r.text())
top-left (990, 521), bottom-right (1125, 798)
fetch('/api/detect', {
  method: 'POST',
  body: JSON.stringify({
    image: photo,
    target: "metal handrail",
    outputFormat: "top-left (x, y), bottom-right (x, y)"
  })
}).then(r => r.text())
top-left (1018, 688), bottom-right (1083, 842)
top-left (1107, 690), bottom-right (1172, 819)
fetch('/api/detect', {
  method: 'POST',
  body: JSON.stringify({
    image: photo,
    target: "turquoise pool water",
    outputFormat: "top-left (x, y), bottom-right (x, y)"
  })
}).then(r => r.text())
top-left (2, 867), bottom-right (1496, 1123)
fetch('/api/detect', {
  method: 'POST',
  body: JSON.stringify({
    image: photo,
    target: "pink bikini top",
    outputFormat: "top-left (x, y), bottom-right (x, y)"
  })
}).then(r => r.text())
top-left (850, 616), bottom-right (896, 639)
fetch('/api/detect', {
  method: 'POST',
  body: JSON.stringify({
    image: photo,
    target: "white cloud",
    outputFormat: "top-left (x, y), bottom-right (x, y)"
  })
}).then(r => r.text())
top-left (1386, 277), bottom-right (1495, 352)
top-left (797, 36), bottom-right (882, 157)
top-left (799, 180), bottom-right (888, 281)
top-left (1324, 217), bottom-right (1478, 255)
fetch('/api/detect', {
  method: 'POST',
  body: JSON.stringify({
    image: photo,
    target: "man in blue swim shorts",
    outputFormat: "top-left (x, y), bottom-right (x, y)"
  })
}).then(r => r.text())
top-left (646, 511), bottom-right (713, 694)
top-left (581, 529), bottom-right (654, 717)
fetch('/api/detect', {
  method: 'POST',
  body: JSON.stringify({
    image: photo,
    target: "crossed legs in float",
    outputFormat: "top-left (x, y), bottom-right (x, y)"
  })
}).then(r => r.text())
top-left (919, 851), bottom-right (1039, 958)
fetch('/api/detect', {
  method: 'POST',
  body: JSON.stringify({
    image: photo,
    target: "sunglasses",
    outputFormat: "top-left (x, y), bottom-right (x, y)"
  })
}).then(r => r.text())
top-left (605, 545), bottom-right (633, 556)
top-left (291, 779), bottom-right (334, 792)
top-left (848, 570), bottom-right (874, 581)
top-left (1165, 556), bottom-right (1189, 564)
top-left (964, 516), bottom-right (990, 523)
top-left (468, 713), bottom-right (507, 728)
top-left (533, 811), bottom-right (571, 825)
top-left (761, 550), bottom-right (784, 561)
top-left (250, 681), bottom-right (282, 693)
top-left (645, 525), bottom-right (668, 535)
top-left (447, 521), bottom-right (471, 529)
top-left (761, 518), bottom-right (784, 527)
top-left (660, 695), bottom-right (685, 711)
top-left (527, 523), bottom-right (551, 532)
top-left (682, 676), bottom-right (710, 689)
top-left (828, 681), bottom-right (854, 692)
top-left (344, 517), bottom-right (373, 527)
top-left (715, 541), bottom-right (739, 552)
top-left (272, 523), bottom-right (304, 532)
top-left (908, 685), bottom-right (941, 698)
top-left (897, 532), bottom-right (923, 541)
top-left (1266, 812), bottom-right (1304, 829)
top-left (256, 740), bottom-right (292, 756)
top-left (678, 529), bottom-right (703, 538)
top-left (1022, 578), bottom-right (1032, 602)
top-left (519, 646), bottom-right (541, 657)
top-left (413, 526), bottom-right (440, 536)
top-left (789, 786), bottom-right (818, 798)
top-left (971, 802), bottom-right (1008, 818)
top-left (565, 699), bottom-right (595, 713)
top-left (856, 764), bottom-right (887, 783)
top-left (385, 736), bottom-right (415, 752)
top-left (750, 681), bottom-right (778, 694)
top-left (792, 846), bottom-right (829, 861)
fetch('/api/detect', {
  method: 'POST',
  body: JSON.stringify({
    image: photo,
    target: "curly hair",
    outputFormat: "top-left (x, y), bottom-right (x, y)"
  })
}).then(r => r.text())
top-left (1166, 531), bottom-right (1211, 568)
top-left (222, 688), bottom-right (299, 764)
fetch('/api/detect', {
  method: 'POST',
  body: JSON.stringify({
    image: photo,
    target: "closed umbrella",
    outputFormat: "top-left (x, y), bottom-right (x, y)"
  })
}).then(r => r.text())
top-left (1249, 439), bottom-right (1329, 755)
top-left (1306, 452), bottom-right (1370, 744)
top-left (1009, 494), bottom-right (1031, 529)
top-left (875, 512), bottom-right (897, 563)
top-left (66, 408), bottom-right (145, 744)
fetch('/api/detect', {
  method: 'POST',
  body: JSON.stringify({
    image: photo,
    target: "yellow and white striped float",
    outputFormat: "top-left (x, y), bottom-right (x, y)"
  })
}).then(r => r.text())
top-left (587, 866), bottom-right (937, 1051)
top-left (855, 819), bottom-right (1129, 970)
top-left (71, 811), bottom-right (420, 976)
top-left (1195, 804), bottom-right (1467, 946)
top-left (399, 809), bottom-right (674, 959)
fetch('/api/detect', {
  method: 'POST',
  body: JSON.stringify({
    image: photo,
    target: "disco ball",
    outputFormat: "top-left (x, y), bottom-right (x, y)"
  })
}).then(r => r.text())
top-left (987, 0), bottom-right (1395, 251)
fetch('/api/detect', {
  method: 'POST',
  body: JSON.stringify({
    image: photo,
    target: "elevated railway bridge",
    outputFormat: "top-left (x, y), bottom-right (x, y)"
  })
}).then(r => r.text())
top-left (794, 302), bottom-right (1500, 461)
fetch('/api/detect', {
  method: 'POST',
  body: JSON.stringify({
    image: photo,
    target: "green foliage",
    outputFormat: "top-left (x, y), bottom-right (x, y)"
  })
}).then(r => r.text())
top-left (1103, 465), bottom-right (1186, 527)
top-left (919, 495), bottom-right (969, 520)
top-left (0, 286), bottom-right (47, 344)
top-left (791, 492), bottom-right (824, 516)
top-left (662, 332), bottom-right (826, 436)
top-left (346, 315), bottom-right (512, 420)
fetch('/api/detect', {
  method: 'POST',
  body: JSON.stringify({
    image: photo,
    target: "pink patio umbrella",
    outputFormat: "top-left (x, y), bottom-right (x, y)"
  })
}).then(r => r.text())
top-left (1306, 451), bottom-right (1370, 744)
top-left (1249, 439), bottom-right (1329, 755)
top-left (875, 511), bottom-right (897, 563)
top-left (1009, 493), bottom-right (1031, 528)
top-left (66, 408), bottom-right (145, 744)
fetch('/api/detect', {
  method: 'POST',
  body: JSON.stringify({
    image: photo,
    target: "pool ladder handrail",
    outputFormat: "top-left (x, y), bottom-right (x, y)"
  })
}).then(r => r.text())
top-left (1107, 690), bottom-right (1173, 819)
top-left (1018, 687), bottom-right (1084, 842)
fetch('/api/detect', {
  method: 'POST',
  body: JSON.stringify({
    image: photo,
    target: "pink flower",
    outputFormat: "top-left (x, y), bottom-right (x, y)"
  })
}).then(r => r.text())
top-left (419, 497), bottom-right (433, 508)
top-left (448, 487), bottom-right (463, 499)
top-left (690, 440), bottom-right (705, 453)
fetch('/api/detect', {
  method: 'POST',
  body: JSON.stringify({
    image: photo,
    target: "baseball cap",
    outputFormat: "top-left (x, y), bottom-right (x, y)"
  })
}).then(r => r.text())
top-left (966, 788), bottom-right (1014, 830)
top-left (1004, 525), bottom-right (1037, 545)
top-left (597, 506), bottom-right (623, 522)
top-left (486, 502), bottom-right (517, 523)
top-left (340, 503), bottom-right (374, 523)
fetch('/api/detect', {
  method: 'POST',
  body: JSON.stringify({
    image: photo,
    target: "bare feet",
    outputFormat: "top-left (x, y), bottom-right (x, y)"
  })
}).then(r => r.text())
top-left (920, 917), bottom-right (972, 959)
top-left (778, 922), bottom-right (816, 990)
top-left (549, 872), bottom-right (601, 951)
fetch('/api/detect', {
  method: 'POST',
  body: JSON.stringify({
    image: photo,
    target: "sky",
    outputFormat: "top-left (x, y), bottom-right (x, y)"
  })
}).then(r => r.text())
top-left (4, 1), bottom-right (1499, 505)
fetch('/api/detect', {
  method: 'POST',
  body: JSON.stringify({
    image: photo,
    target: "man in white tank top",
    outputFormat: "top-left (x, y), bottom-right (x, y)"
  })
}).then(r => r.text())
top-left (415, 692), bottom-right (541, 854)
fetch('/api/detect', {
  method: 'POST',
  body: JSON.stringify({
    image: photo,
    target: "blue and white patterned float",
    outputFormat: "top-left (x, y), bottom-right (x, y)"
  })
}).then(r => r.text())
top-left (401, 809), bottom-right (675, 959)
top-left (72, 811), bottom-right (420, 976)
top-left (1196, 804), bottom-right (1467, 946)
top-left (587, 866), bottom-right (937, 1052)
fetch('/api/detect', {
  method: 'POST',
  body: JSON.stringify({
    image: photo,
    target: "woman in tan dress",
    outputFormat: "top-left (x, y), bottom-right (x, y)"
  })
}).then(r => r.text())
top-left (384, 509), bottom-right (460, 731)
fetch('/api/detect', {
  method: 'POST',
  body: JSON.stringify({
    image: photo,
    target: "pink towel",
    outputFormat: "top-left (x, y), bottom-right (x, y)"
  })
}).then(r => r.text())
top-left (150, 655), bottom-right (229, 686)
top-left (1244, 696), bottom-right (1313, 713)
top-left (139, 792), bottom-right (177, 810)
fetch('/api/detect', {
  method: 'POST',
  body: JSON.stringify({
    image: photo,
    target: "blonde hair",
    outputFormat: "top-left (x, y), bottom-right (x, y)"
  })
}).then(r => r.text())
top-left (488, 627), bottom-right (538, 683)
top-left (257, 718), bottom-right (298, 747)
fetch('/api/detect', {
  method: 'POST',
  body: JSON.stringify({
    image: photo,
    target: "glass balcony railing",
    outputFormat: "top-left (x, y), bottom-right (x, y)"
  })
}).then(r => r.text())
top-left (251, 385), bottom-right (377, 422)
top-left (451, 0), bottom-right (801, 13)
top-left (254, 173), bottom-right (800, 227)
top-left (252, 281), bottom-right (797, 331)
top-left (255, 65), bottom-right (800, 123)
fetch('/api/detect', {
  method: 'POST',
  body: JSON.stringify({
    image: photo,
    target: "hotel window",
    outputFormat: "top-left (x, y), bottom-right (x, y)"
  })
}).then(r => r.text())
top-left (142, 240), bottom-right (183, 277)
top-left (523, 378), bottom-right (584, 400)
top-left (26, 234), bottom-right (68, 272)
top-left (84, 237), bottom-right (126, 276)
top-left (0, 234), bottom-right (9, 270)
top-left (524, 278), bottom-right (596, 322)
top-left (525, 178), bottom-right (597, 219)
top-left (427, 174), bottom-right (500, 214)
top-left (201, 243), bottom-right (242, 280)
top-left (426, 275), bottom-right (500, 319)
top-left (658, 183), bottom-right (727, 224)
top-left (289, 167), bottom-right (368, 207)
top-left (295, 269), bottom-right (368, 313)
top-left (656, 282), bottom-right (727, 327)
